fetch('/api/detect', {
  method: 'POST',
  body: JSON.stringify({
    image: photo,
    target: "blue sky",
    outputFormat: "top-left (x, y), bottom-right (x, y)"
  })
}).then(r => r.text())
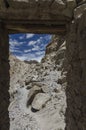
top-left (9, 34), bottom-right (52, 62)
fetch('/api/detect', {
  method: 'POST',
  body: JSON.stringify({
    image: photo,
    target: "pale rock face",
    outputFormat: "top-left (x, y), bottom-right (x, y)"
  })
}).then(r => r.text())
top-left (9, 35), bottom-right (67, 130)
top-left (32, 93), bottom-right (50, 111)
top-left (27, 85), bottom-right (42, 107)
top-left (41, 85), bottom-right (50, 93)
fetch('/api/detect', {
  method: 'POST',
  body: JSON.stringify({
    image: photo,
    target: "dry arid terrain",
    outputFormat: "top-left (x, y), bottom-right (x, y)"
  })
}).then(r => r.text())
top-left (9, 35), bottom-right (67, 130)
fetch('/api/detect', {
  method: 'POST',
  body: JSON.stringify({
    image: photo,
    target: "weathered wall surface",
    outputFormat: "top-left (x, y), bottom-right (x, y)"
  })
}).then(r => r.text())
top-left (66, 9), bottom-right (86, 130)
top-left (0, 1), bottom-right (86, 130)
top-left (0, 23), bottom-right (10, 130)
top-left (0, 0), bottom-right (76, 20)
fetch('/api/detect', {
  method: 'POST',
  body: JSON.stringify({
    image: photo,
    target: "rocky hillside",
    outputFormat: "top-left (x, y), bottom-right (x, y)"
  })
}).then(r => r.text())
top-left (9, 35), bottom-right (67, 130)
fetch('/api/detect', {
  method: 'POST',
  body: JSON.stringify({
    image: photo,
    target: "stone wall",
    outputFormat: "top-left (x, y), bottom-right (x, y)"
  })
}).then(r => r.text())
top-left (66, 10), bottom-right (86, 130)
top-left (0, 23), bottom-right (10, 130)
top-left (0, 1), bottom-right (86, 130)
top-left (0, 0), bottom-right (76, 20)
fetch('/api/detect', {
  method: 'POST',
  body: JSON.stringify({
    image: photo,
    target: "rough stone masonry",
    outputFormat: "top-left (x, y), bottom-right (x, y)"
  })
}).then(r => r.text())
top-left (0, 0), bottom-right (86, 130)
top-left (66, 9), bottom-right (86, 130)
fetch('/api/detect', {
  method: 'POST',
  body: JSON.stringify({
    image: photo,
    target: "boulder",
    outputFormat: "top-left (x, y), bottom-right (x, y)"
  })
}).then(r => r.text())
top-left (31, 93), bottom-right (50, 111)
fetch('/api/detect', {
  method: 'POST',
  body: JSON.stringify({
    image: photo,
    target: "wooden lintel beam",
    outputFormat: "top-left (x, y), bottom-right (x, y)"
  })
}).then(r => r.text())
top-left (6, 23), bottom-right (66, 34)
top-left (3, 19), bottom-right (68, 25)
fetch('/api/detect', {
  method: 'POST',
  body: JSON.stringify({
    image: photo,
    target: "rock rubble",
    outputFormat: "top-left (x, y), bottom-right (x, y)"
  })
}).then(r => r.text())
top-left (9, 35), bottom-right (67, 130)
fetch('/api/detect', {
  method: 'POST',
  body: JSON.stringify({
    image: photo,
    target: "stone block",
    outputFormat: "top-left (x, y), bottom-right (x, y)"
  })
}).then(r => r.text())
top-left (31, 93), bottom-right (50, 111)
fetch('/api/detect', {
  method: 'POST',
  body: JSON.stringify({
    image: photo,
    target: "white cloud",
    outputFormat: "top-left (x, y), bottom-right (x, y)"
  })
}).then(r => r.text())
top-left (19, 41), bottom-right (26, 45)
top-left (19, 35), bottom-right (25, 40)
top-left (44, 35), bottom-right (52, 41)
top-left (10, 44), bottom-right (22, 53)
top-left (9, 34), bottom-right (52, 62)
top-left (32, 45), bottom-right (40, 51)
top-left (28, 35), bottom-right (52, 49)
top-left (36, 56), bottom-right (43, 62)
top-left (9, 39), bottom-right (19, 46)
top-left (10, 49), bottom-right (22, 53)
top-left (9, 39), bottom-right (26, 54)
top-left (28, 37), bottom-right (42, 46)
top-left (16, 55), bottom-right (28, 61)
top-left (26, 34), bottom-right (35, 39)
top-left (33, 37), bottom-right (42, 45)
top-left (28, 41), bottom-right (36, 45)
top-left (28, 35), bottom-right (51, 45)
top-left (9, 39), bottom-right (24, 47)
top-left (35, 51), bottom-right (45, 56)
top-left (24, 49), bottom-right (32, 53)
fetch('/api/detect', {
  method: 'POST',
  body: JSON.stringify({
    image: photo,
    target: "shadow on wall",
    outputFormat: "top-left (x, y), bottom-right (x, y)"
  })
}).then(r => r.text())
top-left (65, 10), bottom-right (86, 130)
top-left (0, 22), bottom-right (10, 130)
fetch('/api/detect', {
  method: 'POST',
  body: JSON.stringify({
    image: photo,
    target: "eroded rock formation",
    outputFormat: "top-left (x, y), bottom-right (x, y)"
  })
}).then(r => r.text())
top-left (9, 35), bottom-right (67, 130)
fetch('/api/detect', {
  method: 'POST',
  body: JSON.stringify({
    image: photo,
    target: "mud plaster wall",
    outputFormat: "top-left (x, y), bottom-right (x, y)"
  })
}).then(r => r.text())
top-left (66, 10), bottom-right (86, 130)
